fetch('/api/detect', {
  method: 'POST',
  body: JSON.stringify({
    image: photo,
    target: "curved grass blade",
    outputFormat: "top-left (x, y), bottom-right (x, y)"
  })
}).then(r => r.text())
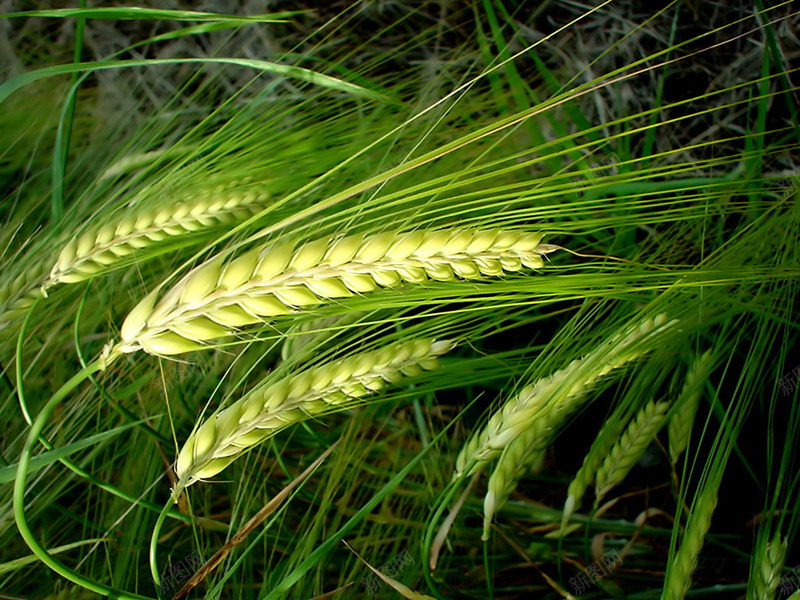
top-left (0, 58), bottom-right (388, 106)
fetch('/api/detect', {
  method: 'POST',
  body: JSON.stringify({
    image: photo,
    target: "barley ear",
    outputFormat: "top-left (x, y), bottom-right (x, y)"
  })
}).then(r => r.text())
top-left (562, 411), bottom-right (629, 530)
top-left (664, 481), bottom-right (719, 600)
top-left (454, 360), bottom-right (593, 479)
top-left (594, 400), bottom-right (669, 503)
top-left (482, 414), bottom-right (554, 540)
top-left (0, 262), bottom-right (48, 329)
top-left (112, 227), bottom-right (553, 357)
top-left (668, 350), bottom-right (713, 464)
top-left (454, 313), bottom-right (675, 480)
top-left (454, 380), bottom-right (546, 479)
top-left (46, 186), bottom-right (269, 288)
top-left (175, 338), bottom-right (453, 491)
top-left (753, 533), bottom-right (787, 600)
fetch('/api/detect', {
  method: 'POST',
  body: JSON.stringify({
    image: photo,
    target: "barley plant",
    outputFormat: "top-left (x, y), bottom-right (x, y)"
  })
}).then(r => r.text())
top-left (594, 399), bottom-right (670, 502)
top-left (668, 350), bottom-right (714, 464)
top-left (750, 533), bottom-right (788, 600)
top-left (175, 338), bottom-right (453, 489)
top-left (1, 3), bottom-right (798, 600)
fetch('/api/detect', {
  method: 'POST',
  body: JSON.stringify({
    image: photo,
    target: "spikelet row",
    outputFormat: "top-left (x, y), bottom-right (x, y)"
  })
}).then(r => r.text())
top-left (663, 480), bottom-right (719, 600)
top-left (111, 228), bottom-right (553, 360)
top-left (594, 399), bottom-right (669, 502)
top-left (47, 187), bottom-right (270, 287)
top-left (753, 533), bottom-right (787, 600)
top-left (0, 261), bottom-right (48, 329)
top-left (668, 351), bottom-right (713, 464)
top-left (482, 396), bottom-right (669, 538)
top-left (454, 313), bottom-right (674, 479)
top-left (482, 423), bottom-right (550, 539)
top-left (175, 338), bottom-right (453, 489)
top-left (562, 408), bottom-right (629, 528)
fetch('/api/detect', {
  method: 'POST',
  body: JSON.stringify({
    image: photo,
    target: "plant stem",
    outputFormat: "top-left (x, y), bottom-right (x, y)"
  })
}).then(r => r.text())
top-left (150, 496), bottom-right (177, 595)
top-left (13, 360), bottom-right (152, 599)
top-left (15, 297), bottom-right (190, 524)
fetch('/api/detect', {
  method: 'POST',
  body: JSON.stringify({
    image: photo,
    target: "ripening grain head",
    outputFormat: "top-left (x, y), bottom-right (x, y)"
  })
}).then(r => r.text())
top-left (175, 338), bottom-right (454, 490)
top-left (47, 186), bottom-right (270, 288)
top-left (454, 313), bottom-right (675, 479)
top-left (107, 227), bottom-right (553, 362)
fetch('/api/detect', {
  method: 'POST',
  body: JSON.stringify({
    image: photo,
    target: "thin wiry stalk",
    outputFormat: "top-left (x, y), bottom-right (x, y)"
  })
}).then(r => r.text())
top-left (175, 338), bottom-right (453, 490)
top-left (108, 228), bottom-right (554, 361)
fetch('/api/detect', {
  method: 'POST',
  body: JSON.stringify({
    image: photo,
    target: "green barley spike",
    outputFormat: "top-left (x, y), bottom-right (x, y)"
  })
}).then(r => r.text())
top-left (595, 400), bottom-right (670, 503)
top-left (668, 350), bottom-right (713, 464)
top-left (175, 338), bottom-right (453, 491)
top-left (663, 479), bottom-right (720, 600)
top-left (753, 533), bottom-right (787, 600)
top-left (562, 409), bottom-right (630, 530)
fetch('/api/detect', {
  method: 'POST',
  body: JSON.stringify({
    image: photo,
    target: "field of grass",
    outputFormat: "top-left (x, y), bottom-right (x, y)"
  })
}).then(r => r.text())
top-left (1, 2), bottom-right (798, 599)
